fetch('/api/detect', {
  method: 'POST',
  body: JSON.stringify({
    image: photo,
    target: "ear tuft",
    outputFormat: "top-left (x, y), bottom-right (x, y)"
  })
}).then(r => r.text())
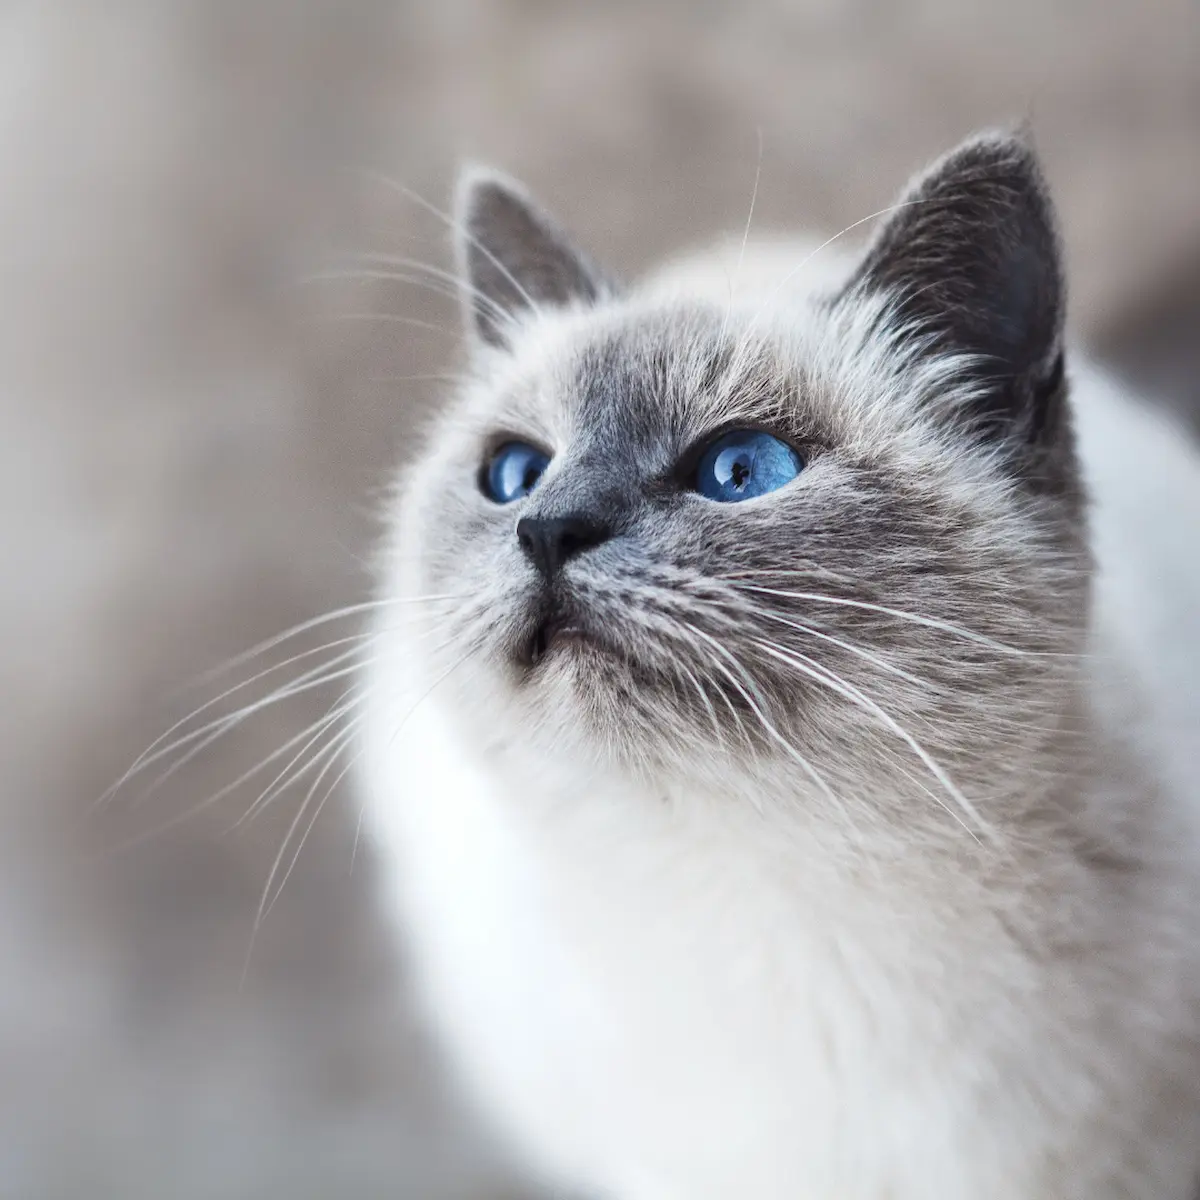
top-left (843, 130), bottom-right (1066, 446)
top-left (453, 167), bottom-right (613, 350)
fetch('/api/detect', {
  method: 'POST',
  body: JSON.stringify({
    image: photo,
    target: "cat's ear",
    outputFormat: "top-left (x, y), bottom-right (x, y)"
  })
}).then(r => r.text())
top-left (843, 131), bottom-right (1066, 446)
top-left (453, 167), bottom-right (614, 350)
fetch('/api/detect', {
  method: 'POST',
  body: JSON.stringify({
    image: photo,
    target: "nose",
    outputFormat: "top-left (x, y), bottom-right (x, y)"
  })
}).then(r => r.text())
top-left (516, 513), bottom-right (612, 580)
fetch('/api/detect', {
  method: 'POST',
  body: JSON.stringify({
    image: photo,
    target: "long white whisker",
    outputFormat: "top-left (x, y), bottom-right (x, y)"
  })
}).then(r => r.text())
top-left (359, 171), bottom-right (542, 317)
top-left (720, 562), bottom-right (882, 588)
top-left (719, 125), bottom-right (764, 346)
top-left (753, 637), bottom-right (994, 845)
top-left (196, 594), bottom-right (463, 685)
top-left (387, 641), bottom-right (481, 750)
top-left (756, 607), bottom-right (1071, 737)
top-left (101, 684), bottom-right (365, 856)
top-left (234, 687), bottom-right (364, 829)
top-left (120, 657), bottom-right (366, 806)
top-left (669, 620), bottom-right (753, 752)
top-left (279, 726), bottom-right (372, 906)
top-left (313, 312), bottom-right (459, 338)
top-left (335, 254), bottom-right (516, 326)
top-left (724, 581), bottom-right (1040, 656)
top-left (240, 721), bottom-right (364, 991)
top-left (303, 267), bottom-right (510, 327)
top-left (753, 608), bottom-right (934, 690)
top-left (100, 635), bottom-right (377, 808)
top-left (256, 717), bottom-right (366, 926)
top-left (683, 621), bottom-right (848, 822)
top-left (725, 192), bottom-right (958, 379)
top-left (676, 658), bottom-right (726, 749)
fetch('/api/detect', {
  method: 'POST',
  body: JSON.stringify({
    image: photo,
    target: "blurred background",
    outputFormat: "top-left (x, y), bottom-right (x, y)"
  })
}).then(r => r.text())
top-left (1, 1), bottom-right (1197, 1196)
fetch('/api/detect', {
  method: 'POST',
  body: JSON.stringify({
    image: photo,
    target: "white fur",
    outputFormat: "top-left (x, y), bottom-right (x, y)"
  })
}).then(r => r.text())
top-left (361, 238), bottom-right (1200, 1199)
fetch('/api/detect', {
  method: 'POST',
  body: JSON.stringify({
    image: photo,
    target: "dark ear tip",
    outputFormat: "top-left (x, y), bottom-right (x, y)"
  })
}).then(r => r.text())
top-left (453, 164), bottom-right (528, 228)
top-left (932, 127), bottom-right (1044, 177)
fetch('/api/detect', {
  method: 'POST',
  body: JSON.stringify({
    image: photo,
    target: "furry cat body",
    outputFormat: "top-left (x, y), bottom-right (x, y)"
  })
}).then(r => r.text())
top-left (360, 135), bottom-right (1200, 1198)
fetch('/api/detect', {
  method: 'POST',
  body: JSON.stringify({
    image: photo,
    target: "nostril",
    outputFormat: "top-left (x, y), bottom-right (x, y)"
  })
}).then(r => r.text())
top-left (560, 529), bottom-right (588, 557)
top-left (516, 513), bottom-right (613, 579)
top-left (552, 517), bottom-right (610, 568)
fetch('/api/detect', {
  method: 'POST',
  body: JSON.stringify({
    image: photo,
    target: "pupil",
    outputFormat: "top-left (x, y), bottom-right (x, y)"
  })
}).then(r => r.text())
top-left (730, 458), bottom-right (751, 489)
top-left (521, 465), bottom-right (540, 491)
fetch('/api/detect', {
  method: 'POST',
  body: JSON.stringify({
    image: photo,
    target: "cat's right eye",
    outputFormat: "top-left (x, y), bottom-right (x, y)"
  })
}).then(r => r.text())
top-left (692, 429), bottom-right (803, 503)
top-left (483, 441), bottom-right (551, 504)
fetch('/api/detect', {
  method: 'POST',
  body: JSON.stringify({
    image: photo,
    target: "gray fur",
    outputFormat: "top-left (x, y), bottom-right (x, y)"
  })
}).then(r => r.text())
top-left (428, 135), bottom-right (1089, 820)
top-left (361, 132), bottom-right (1200, 1198)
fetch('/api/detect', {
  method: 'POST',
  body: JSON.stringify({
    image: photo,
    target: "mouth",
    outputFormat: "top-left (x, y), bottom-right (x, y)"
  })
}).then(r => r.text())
top-left (524, 611), bottom-right (594, 666)
top-left (513, 599), bottom-right (668, 696)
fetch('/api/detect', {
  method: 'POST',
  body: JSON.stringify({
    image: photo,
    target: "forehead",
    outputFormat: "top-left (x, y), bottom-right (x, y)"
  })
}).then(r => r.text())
top-left (493, 302), bottom-right (818, 461)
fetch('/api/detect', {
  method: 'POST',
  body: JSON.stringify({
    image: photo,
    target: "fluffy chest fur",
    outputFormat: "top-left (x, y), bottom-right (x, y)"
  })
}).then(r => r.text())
top-left (363, 639), bottom-right (1197, 1199)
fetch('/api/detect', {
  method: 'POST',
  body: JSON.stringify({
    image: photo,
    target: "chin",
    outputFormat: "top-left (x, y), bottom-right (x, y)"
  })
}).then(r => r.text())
top-left (484, 654), bottom-right (650, 772)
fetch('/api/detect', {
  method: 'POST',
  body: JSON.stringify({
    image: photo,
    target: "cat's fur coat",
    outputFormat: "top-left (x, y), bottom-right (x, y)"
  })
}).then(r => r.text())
top-left (361, 133), bottom-right (1200, 1198)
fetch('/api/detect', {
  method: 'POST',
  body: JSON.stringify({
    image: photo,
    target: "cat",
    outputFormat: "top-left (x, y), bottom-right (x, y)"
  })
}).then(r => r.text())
top-left (358, 131), bottom-right (1200, 1198)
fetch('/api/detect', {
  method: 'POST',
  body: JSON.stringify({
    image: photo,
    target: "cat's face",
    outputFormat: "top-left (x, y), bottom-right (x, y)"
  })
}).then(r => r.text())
top-left (386, 134), bottom-right (1090, 831)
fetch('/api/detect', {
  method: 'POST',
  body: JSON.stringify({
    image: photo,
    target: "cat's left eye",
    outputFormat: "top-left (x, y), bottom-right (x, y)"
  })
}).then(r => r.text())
top-left (692, 429), bottom-right (803, 503)
top-left (483, 441), bottom-right (551, 504)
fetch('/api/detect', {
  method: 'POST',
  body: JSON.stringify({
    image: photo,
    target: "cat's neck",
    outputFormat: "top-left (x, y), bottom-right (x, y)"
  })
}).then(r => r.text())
top-left (463, 680), bottom-right (1118, 878)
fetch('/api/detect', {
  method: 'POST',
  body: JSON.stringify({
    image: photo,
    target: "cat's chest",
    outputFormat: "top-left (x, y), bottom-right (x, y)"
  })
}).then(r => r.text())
top-left (363, 693), bottom-right (991, 1195)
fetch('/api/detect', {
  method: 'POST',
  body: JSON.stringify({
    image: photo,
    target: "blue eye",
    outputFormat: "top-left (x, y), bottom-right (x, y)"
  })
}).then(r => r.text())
top-left (693, 429), bottom-right (803, 502)
top-left (484, 441), bottom-right (551, 504)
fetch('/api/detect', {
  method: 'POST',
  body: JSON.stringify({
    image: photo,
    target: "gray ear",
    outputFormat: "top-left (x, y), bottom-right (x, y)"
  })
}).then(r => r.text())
top-left (454, 168), bottom-right (613, 350)
top-left (843, 131), bottom-right (1066, 446)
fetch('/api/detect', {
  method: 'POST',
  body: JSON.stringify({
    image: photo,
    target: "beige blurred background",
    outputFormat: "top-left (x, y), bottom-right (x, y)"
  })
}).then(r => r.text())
top-left (1, 2), bottom-right (1197, 1196)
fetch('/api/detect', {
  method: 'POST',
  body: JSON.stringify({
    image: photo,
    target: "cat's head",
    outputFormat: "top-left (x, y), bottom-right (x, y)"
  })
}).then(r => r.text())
top-left (384, 132), bottom-right (1089, 833)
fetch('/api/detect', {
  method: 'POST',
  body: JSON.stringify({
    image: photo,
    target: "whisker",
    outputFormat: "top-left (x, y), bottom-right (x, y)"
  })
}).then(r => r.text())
top-left (100, 635), bottom-right (378, 808)
top-left (233, 686), bottom-right (364, 830)
top-left (239, 722), bottom-right (362, 991)
top-left (304, 266), bottom-right (458, 295)
top-left (117, 656), bottom-right (366, 807)
top-left (743, 602), bottom-right (1071, 737)
top-left (683, 621), bottom-right (848, 823)
top-left (302, 267), bottom-right (508, 328)
top-left (724, 188), bottom-right (987, 379)
top-left (719, 125), bottom-right (764, 346)
top-left (339, 253), bottom-right (516, 327)
top-left (386, 642), bottom-right (482, 752)
top-left (194, 594), bottom-right (463, 686)
top-left (668, 619), bottom-right (754, 753)
top-left (718, 564), bottom-right (866, 587)
top-left (675, 658), bottom-right (726, 749)
top-left (312, 312), bottom-right (459, 339)
top-left (358, 170), bottom-right (542, 319)
top-left (170, 606), bottom-right (466, 798)
top-left (99, 686), bottom-right (362, 857)
top-left (256, 716), bottom-right (366, 925)
top-left (753, 637), bottom-right (994, 845)
top-left (722, 581), bottom-right (1048, 657)
top-left (754, 607), bottom-right (934, 690)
